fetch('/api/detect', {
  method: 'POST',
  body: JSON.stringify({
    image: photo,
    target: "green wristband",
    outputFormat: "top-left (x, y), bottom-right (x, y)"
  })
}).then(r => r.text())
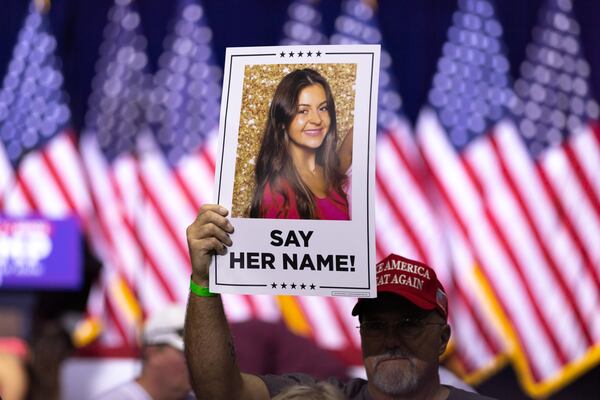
top-left (190, 278), bottom-right (217, 297)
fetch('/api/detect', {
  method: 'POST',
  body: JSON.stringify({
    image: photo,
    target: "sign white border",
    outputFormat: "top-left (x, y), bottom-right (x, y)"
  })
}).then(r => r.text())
top-left (211, 45), bottom-right (379, 298)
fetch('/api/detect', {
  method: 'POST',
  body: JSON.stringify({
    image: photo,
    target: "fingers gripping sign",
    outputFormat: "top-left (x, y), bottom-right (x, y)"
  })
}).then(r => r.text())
top-left (187, 204), bottom-right (234, 284)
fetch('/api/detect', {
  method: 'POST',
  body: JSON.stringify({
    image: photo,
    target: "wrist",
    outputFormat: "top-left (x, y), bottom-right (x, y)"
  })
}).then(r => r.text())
top-left (190, 273), bottom-right (209, 287)
top-left (190, 276), bottom-right (217, 297)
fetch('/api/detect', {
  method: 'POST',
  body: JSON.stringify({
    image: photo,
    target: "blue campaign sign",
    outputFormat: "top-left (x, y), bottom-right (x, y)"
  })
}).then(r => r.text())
top-left (0, 216), bottom-right (82, 289)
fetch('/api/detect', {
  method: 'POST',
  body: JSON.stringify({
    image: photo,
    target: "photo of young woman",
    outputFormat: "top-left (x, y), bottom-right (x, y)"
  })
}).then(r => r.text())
top-left (248, 68), bottom-right (353, 220)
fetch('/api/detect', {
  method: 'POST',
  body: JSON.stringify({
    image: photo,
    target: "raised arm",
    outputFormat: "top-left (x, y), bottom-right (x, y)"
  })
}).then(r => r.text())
top-left (185, 204), bottom-right (270, 400)
top-left (338, 127), bottom-right (353, 174)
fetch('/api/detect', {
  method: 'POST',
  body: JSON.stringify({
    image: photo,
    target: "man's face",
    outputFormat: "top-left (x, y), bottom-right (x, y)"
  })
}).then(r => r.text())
top-left (148, 344), bottom-right (191, 399)
top-left (359, 294), bottom-right (450, 397)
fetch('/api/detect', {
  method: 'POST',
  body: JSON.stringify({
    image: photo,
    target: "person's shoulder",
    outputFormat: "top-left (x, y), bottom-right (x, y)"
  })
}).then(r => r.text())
top-left (328, 376), bottom-right (369, 399)
top-left (446, 385), bottom-right (499, 400)
top-left (261, 372), bottom-right (318, 396)
top-left (93, 380), bottom-right (151, 400)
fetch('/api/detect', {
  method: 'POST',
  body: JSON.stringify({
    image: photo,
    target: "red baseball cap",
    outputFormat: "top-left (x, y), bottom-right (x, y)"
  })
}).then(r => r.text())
top-left (352, 253), bottom-right (448, 319)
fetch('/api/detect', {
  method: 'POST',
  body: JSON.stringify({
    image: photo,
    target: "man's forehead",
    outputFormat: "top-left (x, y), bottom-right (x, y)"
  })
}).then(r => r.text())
top-left (359, 293), bottom-right (428, 318)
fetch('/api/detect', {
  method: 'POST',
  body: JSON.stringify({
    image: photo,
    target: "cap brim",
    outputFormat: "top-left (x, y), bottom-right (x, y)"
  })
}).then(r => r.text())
top-left (144, 333), bottom-right (184, 352)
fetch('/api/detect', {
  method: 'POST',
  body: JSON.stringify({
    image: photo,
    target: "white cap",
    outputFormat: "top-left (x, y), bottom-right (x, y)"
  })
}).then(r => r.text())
top-left (142, 304), bottom-right (186, 351)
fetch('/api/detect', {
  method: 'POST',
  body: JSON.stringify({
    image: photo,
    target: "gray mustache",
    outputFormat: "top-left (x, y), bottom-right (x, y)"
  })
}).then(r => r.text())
top-left (373, 351), bottom-right (412, 368)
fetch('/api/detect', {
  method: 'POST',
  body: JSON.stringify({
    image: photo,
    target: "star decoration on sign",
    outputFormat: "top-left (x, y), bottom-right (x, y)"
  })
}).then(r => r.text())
top-left (277, 50), bottom-right (321, 58)
top-left (268, 282), bottom-right (318, 290)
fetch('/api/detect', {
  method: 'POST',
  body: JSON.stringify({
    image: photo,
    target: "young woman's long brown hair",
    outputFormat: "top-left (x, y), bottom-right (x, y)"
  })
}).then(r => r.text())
top-left (249, 68), bottom-right (347, 219)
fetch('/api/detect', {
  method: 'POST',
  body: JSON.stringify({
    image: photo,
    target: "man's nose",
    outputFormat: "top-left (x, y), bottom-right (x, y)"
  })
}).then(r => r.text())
top-left (381, 327), bottom-right (410, 350)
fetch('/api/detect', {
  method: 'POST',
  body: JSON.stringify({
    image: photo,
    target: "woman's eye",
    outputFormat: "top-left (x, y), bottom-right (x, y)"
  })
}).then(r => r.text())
top-left (298, 109), bottom-right (308, 114)
top-left (319, 106), bottom-right (328, 112)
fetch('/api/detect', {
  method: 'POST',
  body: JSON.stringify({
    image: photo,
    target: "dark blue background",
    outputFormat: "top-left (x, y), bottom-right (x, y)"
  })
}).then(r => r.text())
top-left (1, 0), bottom-right (599, 132)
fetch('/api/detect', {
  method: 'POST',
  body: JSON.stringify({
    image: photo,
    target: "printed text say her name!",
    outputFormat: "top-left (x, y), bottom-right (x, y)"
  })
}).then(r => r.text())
top-left (228, 230), bottom-right (356, 272)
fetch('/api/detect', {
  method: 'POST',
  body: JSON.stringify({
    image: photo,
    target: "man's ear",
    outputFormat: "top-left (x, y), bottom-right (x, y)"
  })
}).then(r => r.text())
top-left (438, 324), bottom-right (451, 356)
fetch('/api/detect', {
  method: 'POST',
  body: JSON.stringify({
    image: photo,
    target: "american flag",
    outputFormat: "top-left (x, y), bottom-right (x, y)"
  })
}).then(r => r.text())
top-left (79, 0), bottom-right (150, 350)
top-left (0, 1), bottom-right (90, 221)
top-left (333, 0), bottom-right (507, 380)
top-left (505, 0), bottom-right (600, 394)
top-left (417, 0), bottom-right (600, 395)
top-left (138, 0), bottom-right (280, 323)
top-left (80, 0), bottom-right (282, 351)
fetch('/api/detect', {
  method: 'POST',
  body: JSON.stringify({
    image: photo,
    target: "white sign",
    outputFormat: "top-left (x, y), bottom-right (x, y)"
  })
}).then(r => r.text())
top-left (211, 45), bottom-right (379, 298)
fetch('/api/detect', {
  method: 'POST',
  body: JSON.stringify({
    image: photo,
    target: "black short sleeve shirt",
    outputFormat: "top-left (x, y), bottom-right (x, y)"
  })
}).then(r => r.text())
top-left (260, 373), bottom-right (498, 399)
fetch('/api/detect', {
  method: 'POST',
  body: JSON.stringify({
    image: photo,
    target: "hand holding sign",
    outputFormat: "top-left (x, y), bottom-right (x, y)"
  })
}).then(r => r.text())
top-left (187, 205), bottom-right (234, 286)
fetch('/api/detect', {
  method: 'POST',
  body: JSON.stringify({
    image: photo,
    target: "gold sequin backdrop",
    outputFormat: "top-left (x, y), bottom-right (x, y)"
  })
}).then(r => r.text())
top-left (231, 63), bottom-right (357, 217)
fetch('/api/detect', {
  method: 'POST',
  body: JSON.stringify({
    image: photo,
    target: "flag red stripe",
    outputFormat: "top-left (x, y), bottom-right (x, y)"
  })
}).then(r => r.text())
top-left (137, 174), bottom-right (191, 266)
top-left (40, 145), bottom-right (79, 214)
top-left (199, 146), bottom-right (216, 172)
top-left (174, 167), bottom-right (202, 211)
top-left (488, 134), bottom-right (594, 347)
top-left (121, 214), bottom-right (177, 302)
top-left (564, 139), bottom-right (600, 221)
top-left (374, 237), bottom-right (387, 261)
top-left (15, 174), bottom-right (37, 210)
top-left (81, 159), bottom-right (137, 292)
top-left (384, 128), bottom-right (429, 199)
top-left (454, 279), bottom-right (501, 359)
top-left (425, 153), bottom-right (555, 379)
top-left (463, 153), bottom-right (568, 370)
top-left (103, 285), bottom-right (131, 347)
top-left (243, 295), bottom-right (259, 317)
top-left (108, 173), bottom-right (177, 302)
top-left (375, 172), bottom-right (427, 262)
top-left (383, 129), bottom-right (501, 371)
top-left (535, 163), bottom-right (600, 291)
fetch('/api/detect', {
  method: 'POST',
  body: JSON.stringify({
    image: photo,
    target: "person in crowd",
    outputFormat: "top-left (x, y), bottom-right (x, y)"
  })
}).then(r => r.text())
top-left (249, 68), bottom-right (353, 220)
top-left (95, 304), bottom-right (194, 400)
top-left (29, 320), bottom-right (73, 400)
top-left (184, 204), bottom-right (497, 399)
top-left (0, 336), bottom-right (29, 400)
top-left (271, 381), bottom-right (346, 400)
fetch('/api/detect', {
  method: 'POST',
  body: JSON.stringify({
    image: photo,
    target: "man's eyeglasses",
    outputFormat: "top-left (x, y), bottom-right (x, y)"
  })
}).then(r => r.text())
top-left (358, 319), bottom-right (446, 338)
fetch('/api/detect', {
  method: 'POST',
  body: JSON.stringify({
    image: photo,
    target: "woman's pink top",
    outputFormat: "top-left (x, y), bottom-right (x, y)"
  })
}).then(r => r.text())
top-left (261, 179), bottom-right (349, 220)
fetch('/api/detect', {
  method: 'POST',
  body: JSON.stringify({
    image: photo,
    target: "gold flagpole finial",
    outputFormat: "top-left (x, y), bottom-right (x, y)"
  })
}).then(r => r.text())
top-left (34, 0), bottom-right (51, 14)
top-left (364, 0), bottom-right (378, 11)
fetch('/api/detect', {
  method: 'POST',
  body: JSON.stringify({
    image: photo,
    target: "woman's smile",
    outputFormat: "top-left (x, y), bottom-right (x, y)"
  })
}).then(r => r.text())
top-left (302, 127), bottom-right (325, 137)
